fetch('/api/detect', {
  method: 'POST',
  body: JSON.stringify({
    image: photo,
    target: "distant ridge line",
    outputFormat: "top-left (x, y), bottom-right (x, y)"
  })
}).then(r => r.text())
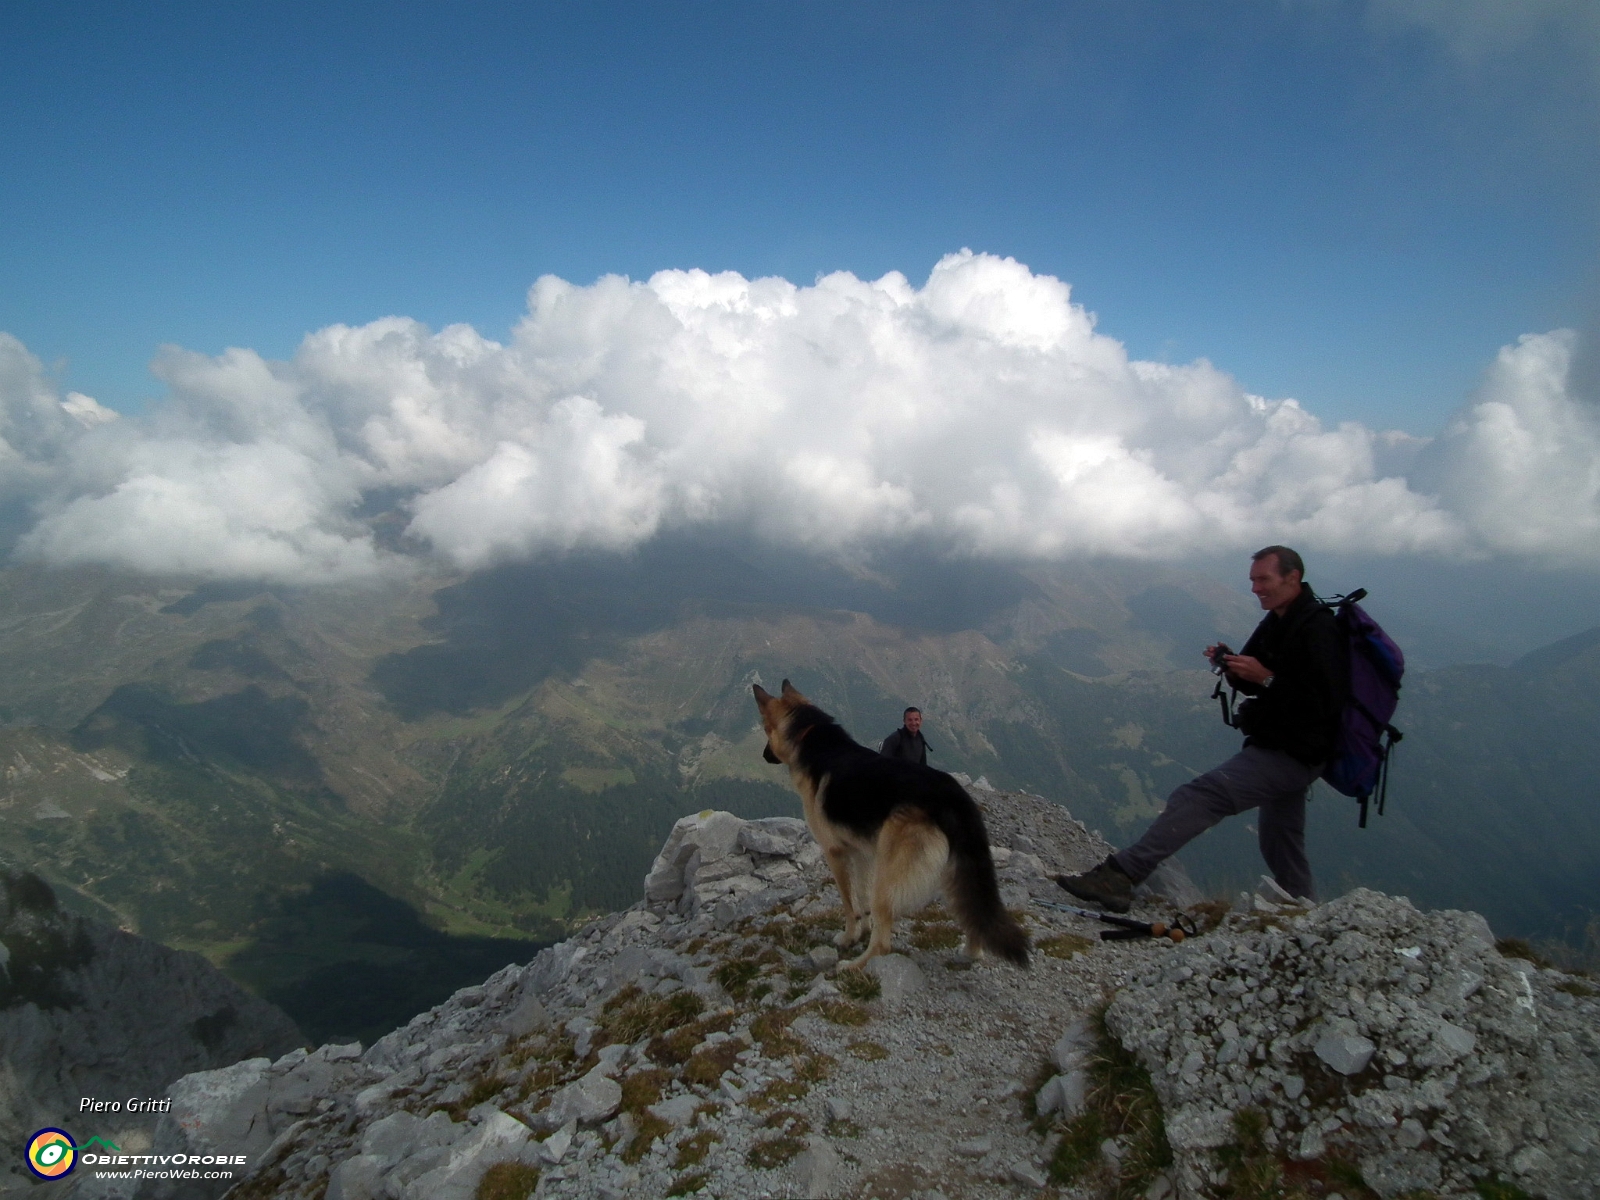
top-left (1512, 625), bottom-right (1600, 674)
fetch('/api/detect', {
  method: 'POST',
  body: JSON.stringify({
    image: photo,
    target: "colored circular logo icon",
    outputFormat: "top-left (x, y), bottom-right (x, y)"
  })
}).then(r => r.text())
top-left (27, 1128), bottom-right (77, 1179)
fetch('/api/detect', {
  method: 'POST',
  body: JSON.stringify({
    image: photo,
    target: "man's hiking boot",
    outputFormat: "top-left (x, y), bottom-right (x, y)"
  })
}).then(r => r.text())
top-left (1055, 856), bottom-right (1134, 914)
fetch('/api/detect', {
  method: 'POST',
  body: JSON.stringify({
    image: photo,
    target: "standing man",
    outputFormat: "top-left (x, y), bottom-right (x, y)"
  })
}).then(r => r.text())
top-left (1057, 546), bottom-right (1347, 911)
top-left (880, 707), bottom-right (931, 765)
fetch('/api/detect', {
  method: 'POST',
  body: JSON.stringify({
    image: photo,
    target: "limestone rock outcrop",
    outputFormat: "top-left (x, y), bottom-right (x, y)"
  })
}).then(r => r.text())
top-left (1109, 887), bottom-right (1600, 1199)
top-left (642, 812), bottom-right (818, 922)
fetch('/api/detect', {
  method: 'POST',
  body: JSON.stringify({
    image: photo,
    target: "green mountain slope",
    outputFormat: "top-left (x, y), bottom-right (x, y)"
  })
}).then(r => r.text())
top-left (1, 548), bottom-right (1595, 1040)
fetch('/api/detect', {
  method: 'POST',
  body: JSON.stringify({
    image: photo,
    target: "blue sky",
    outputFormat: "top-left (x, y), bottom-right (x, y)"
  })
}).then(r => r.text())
top-left (4, 0), bottom-right (1596, 430)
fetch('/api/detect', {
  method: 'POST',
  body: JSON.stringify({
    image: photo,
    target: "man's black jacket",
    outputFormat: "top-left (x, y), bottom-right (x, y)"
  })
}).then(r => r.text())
top-left (879, 727), bottom-right (929, 765)
top-left (1230, 583), bottom-right (1348, 766)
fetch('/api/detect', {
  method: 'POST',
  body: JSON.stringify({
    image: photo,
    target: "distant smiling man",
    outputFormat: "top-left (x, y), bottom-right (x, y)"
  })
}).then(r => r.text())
top-left (1057, 546), bottom-right (1348, 911)
top-left (880, 707), bottom-right (930, 765)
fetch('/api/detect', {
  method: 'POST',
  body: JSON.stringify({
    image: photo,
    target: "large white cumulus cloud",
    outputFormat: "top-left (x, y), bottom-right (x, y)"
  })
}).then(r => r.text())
top-left (2, 252), bottom-right (1596, 582)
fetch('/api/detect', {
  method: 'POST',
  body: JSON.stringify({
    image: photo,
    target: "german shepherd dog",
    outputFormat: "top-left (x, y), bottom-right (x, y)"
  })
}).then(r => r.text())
top-left (753, 680), bottom-right (1029, 970)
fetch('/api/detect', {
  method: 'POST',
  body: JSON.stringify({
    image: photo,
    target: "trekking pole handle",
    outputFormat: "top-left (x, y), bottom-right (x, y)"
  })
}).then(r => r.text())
top-left (1035, 899), bottom-right (1196, 942)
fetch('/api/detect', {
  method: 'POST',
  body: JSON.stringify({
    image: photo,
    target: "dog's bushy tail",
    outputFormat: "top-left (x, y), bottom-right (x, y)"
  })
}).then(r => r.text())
top-left (941, 787), bottom-right (1030, 967)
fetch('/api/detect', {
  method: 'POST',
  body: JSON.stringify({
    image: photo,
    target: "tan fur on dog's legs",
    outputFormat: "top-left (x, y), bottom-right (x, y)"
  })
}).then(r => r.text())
top-left (842, 867), bottom-right (898, 970)
top-left (842, 812), bottom-right (947, 971)
top-left (825, 846), bottom-right (866, 947)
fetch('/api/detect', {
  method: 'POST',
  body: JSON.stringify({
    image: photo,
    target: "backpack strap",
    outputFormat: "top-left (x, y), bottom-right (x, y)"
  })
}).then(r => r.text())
top-left (1375, 722), bottom-right (1402, 818)
top-left (1211, 677), bottom-right (1239, 728)
top-left (1352, 716), bottom-right (1403, 828)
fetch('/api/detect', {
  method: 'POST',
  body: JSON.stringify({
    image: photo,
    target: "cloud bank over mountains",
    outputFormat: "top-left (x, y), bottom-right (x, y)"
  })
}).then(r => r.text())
top-left (2, 252), bottom-right (1596, 583)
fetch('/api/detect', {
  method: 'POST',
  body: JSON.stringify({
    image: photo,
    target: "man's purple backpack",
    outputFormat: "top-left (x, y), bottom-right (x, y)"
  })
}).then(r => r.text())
top-left (1321, 589), bottom-right (1405, 827)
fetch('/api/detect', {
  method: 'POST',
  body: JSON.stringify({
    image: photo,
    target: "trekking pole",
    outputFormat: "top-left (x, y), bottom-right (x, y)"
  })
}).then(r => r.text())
top-left (1035, 899), bottom-right (1163, 931)
top-left (1033, 899), bottom-right (1195, 943)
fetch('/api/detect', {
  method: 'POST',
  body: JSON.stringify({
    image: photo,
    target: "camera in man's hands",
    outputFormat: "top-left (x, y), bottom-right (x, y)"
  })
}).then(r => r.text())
top-left (1209, 643), bottom-right (1233, 673)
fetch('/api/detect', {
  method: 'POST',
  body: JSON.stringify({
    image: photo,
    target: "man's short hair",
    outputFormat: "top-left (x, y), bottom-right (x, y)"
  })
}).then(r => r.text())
top-left (904, 706), bottom-right (921, 717)
top-left (1252, 545), bottom-right (1304, 579)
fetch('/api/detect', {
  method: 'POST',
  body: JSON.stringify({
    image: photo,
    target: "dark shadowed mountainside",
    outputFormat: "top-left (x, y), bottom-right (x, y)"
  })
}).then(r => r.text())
top-left (0, 870), bottom-right (304, 1191)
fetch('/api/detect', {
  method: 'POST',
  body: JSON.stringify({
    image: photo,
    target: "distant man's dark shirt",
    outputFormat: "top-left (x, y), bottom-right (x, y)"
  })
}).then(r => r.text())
top-left (1231, 583), bottom-right (1349, 766)
top-left (880, 727), bottom-right (929, 766)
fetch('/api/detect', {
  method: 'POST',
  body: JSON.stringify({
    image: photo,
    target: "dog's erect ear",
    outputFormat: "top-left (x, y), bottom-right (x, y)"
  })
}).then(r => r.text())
top-left (753, 684), bottom-right (773, 706)
top-left (763, 743), bottom-right (781, 764)
top-left (780, 679), bottom-right (799, 698)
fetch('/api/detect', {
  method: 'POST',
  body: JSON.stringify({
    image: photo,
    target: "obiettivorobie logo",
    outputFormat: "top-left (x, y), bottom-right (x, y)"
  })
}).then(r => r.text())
top-left (25, 1126), bottom-right (250, 1184)
top-left (26, 1129), bottom-right (122, 1180)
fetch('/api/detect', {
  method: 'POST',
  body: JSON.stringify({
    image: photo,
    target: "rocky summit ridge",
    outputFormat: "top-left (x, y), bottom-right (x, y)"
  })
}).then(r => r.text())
top-left (76, 786), bottom-right (1599, 1200)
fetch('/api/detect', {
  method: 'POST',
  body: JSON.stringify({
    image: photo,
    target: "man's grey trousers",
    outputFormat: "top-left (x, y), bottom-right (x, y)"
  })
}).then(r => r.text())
top-left (1112, 745), bottom-right (1322, 901)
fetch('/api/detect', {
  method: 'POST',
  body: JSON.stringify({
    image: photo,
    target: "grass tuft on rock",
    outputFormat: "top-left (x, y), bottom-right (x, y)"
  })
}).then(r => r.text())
top-left (1213, 1108), bottom-right (1294, 1200)
top-left (837, 970), bottom-right (882, 1002)
top-left (1209, 1113), bottom-right (1388, 1200)
top-left (793, 1052), bottom-right (835, 1081)
top-left (673, 1128), bottom-right (721, 1169)
top-left (648, 1012), bottom-right (734, 1065)
top-left (602, 983), bottom-right (704, 1045)
top-left (713, 958), bottom-right (762, 1000)
top-left (681, 1041), bottom-right (742, 1087)
top-left (847, 1039), bottom-right (889, 1060)
top-left (1321, 1158), bottom-right (1374, 1197)
top-left (666, 1170), bottom-right (710, 1195)
top-left (508, 1030), bottom-right (573, 1070)
top-left (758, 910), bottom-right (844, 954)
top-left (762, 1109), bottom-right (811, 1136)
top-left (749, 1079), bottom-right (809, 1112)
top-left (432, 1072), bottom-right (503, 1121)
top-left (622, 1112), bottom-right (671, 1165)
top-left (1474, 1177), bottom-right (1536, 1200)
top-left (1047, 1005), bottom-right (1172, 1199)
top-left (1493, 938), bottom-right (1555, 970)
top-left (475, 1161), bottom-right (541, 1200)
top-left (512, 1035), bottom-right (586, 1105)
top-left (1038, 933), bottom-right (1094, 959)
top-left (751, 1008), bottom-right (807, 1057)
top-left (1187, 898), bottom-right (1232, 933)
top-left (910, 918), bottom-right (962, 951)
top-left (1050, 1103), bottom-right (1108, 1185)
top-left (746, 1133), bottom-right (807, 1169)
top-left (816, 1000), bottom-right (871, 1026)
top-left (618, 1068), bottom-right (669, 1114)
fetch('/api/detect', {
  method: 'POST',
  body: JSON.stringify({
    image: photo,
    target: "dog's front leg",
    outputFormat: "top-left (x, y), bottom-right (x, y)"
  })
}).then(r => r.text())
top-left (842, 866), bottom-right (896, 971)
top-left (824, 846), bottom-right (865, 947)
